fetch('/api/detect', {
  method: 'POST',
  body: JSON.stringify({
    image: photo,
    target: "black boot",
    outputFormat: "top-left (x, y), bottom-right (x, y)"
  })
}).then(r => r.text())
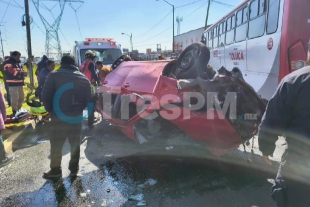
top-left (43, 169), bottom-right (62, 180)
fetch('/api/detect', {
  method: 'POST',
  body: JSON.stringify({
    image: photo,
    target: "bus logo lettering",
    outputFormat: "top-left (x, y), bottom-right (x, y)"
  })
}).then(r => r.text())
top-left (229, 52), bottom-right (244, 60)
top-left (268, 38), bottom-right (273, 50)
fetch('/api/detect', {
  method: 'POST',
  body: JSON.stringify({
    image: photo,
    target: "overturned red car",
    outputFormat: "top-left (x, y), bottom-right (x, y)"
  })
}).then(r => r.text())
top-left (96, 43), bottom-right (267, 156)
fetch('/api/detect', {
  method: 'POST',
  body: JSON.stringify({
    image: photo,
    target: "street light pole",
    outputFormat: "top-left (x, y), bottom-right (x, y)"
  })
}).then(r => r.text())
top-left (122, 32), bottom-right (133, 52)
top-left (130, 33), bottom-right (133, 52)
top-left (158, 0), bottom-right (175, 53)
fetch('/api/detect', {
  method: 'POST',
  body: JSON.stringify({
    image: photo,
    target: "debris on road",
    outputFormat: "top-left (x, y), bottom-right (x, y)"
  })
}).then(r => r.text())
top-left (144, 178), bottom-right (157, 186)
top-left (137, 184), bottom-right (145, 189)
top-left (137, 200), bottom-right (147, 206)
top-left (80, 193), bottom-right (87, 197)
top-left (128, 193), bottom-right (144, 201)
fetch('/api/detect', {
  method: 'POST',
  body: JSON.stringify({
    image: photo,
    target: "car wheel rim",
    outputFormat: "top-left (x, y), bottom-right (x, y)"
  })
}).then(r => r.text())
top-left (180, 47), bottom-right (199, 69)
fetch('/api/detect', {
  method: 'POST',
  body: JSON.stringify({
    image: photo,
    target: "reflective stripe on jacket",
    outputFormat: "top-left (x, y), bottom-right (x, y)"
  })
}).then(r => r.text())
top-left (3, 57), bottom-right (25, 87)
top-left (80, 60), bottom-right (95, 84)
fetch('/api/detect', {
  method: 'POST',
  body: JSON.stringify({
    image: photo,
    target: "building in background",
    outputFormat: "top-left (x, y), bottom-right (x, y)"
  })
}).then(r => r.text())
top-left (174, 27), bottom-right (207, 54)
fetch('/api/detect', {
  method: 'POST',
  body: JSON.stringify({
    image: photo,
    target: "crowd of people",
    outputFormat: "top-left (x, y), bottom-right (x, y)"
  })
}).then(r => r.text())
top-left (0, 49), bottom-right (309, 206)
top-left (0, 50), bottom-right (111, 171)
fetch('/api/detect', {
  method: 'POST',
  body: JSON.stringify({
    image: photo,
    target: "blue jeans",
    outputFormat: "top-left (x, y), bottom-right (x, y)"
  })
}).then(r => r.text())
top-left (0, 131), bottom-right (7, 161)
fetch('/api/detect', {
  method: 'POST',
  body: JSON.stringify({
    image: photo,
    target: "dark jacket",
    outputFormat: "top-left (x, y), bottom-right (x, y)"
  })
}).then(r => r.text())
top-left (36, 55), bottom-right (48, 76)
top-left (42, 64), bottom-right (92, 121)
top-left (258, 66), bottom-right (310, 156)
top-left (3, 57), bottom-right (25, 87)
top-left (36, 68), bottom-right (51, 101)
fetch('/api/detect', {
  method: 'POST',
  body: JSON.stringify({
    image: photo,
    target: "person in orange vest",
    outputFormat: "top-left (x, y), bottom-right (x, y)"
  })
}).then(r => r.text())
top-left (80, 50), bottom-right (101, 128)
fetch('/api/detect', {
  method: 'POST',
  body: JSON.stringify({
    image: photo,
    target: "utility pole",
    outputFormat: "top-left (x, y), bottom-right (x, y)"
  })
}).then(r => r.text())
top-left (0, 26), bottom-right (5, 60)
top-left (24, 0), bottom-right (34, 86)
top-left (205, 0), bottom-right (211, 30)
top-left (172, 4), bottom-right (174, 53)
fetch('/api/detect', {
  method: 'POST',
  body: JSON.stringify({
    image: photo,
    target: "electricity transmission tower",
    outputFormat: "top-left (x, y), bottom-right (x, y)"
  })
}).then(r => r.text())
top-left (32, 0), bottom-right (83, 59)
top-left (176, 16), bottom-right (183, 35)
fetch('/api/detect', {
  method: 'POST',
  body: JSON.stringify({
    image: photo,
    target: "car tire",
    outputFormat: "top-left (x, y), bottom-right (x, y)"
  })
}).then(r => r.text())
top-left (111, 55), bottom-right (132, 71)
top-left (175, 43), bottom-right (210, 79)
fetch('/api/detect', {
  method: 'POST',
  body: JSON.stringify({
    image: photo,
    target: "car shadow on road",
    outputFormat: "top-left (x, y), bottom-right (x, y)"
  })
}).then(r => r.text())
top-left (82, 119), bottom-right (278, 206)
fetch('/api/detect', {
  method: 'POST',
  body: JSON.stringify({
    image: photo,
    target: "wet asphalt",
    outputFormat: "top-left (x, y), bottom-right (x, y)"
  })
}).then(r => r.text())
top-left (0, 116), bottom-right (283, 207)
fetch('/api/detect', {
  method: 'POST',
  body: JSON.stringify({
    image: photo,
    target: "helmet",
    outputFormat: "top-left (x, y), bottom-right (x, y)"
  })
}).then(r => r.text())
top-left (85, 50), bottom-right (96, 59)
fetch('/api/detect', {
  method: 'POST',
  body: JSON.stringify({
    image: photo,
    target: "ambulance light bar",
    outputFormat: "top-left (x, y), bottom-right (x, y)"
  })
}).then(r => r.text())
top-left (85, 38), bottom-right (114, 41)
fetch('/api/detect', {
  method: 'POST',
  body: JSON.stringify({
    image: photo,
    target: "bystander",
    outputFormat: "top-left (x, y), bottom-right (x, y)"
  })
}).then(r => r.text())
top-left (258, 66), bottom-right (310, 207)
top-left (42, 55), bottom-right (92, 179)
top-left (3, 51), bottom-right (27, 116)
top-left (0, 82), bottom-right (14, 168)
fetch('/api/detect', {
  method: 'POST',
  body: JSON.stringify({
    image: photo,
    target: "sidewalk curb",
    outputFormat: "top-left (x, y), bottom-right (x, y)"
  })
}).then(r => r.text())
top-left (3, 120), bottom-right (35, 155)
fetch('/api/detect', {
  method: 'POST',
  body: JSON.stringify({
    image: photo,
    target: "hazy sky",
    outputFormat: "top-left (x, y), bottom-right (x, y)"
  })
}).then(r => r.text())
top-left (0, 0), bottom-right (243, 57)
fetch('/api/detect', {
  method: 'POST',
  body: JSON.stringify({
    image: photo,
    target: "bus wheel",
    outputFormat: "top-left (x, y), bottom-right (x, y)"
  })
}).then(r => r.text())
top-left (175, 43), bottom-right (210, 79)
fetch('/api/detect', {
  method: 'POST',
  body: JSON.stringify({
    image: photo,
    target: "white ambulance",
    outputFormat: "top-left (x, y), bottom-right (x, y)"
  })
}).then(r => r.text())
top-left (73, 38), bottom-right (122, 67)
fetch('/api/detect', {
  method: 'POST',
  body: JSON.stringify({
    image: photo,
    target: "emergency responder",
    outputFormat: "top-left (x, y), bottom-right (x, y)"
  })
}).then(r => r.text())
top-left (80, 50), bottom-right (101, 128)
top-left (3, 51), bottom-right (27, 116)
top-left (42, 55), bottom-right (92, 179)
top-left (258, 66), bottom-right (310, 207)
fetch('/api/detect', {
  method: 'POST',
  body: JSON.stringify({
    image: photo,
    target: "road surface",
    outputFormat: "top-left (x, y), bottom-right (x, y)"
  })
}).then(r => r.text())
top-left (0, 117), bottom-right (285, 207)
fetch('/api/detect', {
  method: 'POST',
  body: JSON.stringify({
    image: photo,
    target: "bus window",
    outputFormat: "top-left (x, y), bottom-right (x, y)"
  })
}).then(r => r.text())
top-left (231, 15), bottom-right (236, 29)
top-left (243, 7), bottom-right (248, 23)
top-left (250, 0), bottom-right (259, 19)
top-left (211, 30), bottom-right (214, 48)
top-left (222, 21), bottom-right (226, 33)
top-left (259, 0), bottom-right (266, 15)
top-left (219, 23), bottom-right (222, 34)
top-left (219, 22), bottom-right (225, 46)
top-left (226, 15), bottom-right (235, 45)
top-left (226, 18), bottom-right (231, 31)
top-left (248, 0), bottom-right (266, 39)
top-left (235, 7), bottom-right (248, 42)
top-left (213, 26), bottom-right (218, 48)
top-left (236, 10), bottom-right (242, 26)
top-left (208, 31), bottom-right (213, 48)
top-left (267, 0), bottom-right (280, 34)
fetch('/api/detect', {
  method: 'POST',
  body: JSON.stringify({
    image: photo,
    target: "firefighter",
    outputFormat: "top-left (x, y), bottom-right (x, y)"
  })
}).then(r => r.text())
top-left (80, 50), bottom-right (101, 128)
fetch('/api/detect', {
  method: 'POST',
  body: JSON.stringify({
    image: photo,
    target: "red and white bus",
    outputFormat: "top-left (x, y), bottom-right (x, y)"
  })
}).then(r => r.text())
top-left (203, 0), bottom-right (310, 99)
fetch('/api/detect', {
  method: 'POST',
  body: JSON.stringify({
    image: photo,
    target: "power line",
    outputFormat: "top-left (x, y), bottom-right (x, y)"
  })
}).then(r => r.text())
top-left (176, 0), bottom-right (204, 8)
top-left (184, 1), bottom-right (209, 19)
top-left (133, 0), bottom-right (210, 46)
top-left (0, 0), bottom-right (11, 25)
top-left (212, 0), bottom-right (234, 8)
top-left (0, 0), bottom-right (45, 35)
top-left (69, 3), bottom-right (83, 39)
top-left (12, 0), bottom-right (22, 8)
top-left (135, 10), bottom-right (172, 38)
top-left (41, 2), bottom-right (71, 48)
top-left (133, 26), bottom-right (172, 45)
